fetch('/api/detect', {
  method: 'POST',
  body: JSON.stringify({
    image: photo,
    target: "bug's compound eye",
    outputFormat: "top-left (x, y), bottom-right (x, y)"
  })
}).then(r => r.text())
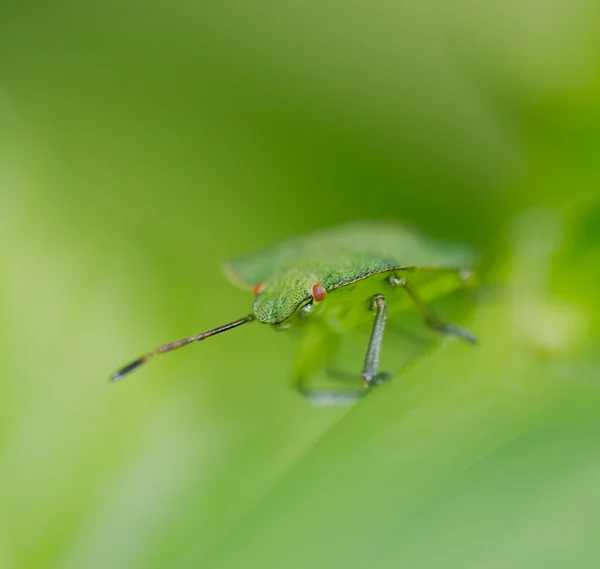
top-left (311, 283), bottom-right (326, 302)
top-left (252, 282), bottom-right (266, 296)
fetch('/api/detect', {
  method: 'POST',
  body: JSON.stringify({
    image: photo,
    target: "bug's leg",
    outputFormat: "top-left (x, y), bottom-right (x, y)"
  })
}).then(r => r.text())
top-left (297, 385), bottom-right (368, 406)
top-left (294, 326), bottom-right (367, 405)
top-left (389, 274), bottom-right (477, 344)
top-left (296, 371), bottom-right (369, 406)
top-left (362, 294), bottom-right (391, 388)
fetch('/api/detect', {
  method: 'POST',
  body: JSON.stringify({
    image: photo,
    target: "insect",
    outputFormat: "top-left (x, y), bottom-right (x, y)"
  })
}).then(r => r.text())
top-left (111, 221), bottom-right (476, 403)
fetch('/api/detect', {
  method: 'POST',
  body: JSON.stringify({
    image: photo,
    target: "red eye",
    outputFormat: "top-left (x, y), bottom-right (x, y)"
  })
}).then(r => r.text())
top-left (311, 283), bottom-right (326, 302)
top-left (253, 282), bottom-right (265, 296)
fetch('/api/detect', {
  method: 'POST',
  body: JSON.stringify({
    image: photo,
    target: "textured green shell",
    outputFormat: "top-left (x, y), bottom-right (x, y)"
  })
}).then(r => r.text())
top-left (225, 221), bottom-right (474, 324)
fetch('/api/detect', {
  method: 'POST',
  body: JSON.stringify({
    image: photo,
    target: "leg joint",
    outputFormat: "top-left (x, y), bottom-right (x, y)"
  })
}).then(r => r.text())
top-left (370, 293), bottom-right (388, 311)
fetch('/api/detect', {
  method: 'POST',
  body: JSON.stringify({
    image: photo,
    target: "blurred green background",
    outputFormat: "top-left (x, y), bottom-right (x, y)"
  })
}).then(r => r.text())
top-left (1, 1), bottom-right (600, 568)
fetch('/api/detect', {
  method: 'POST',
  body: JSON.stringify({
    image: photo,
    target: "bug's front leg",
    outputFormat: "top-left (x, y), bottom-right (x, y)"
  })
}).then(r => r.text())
top-left (389, 274), bottom-right (477, 344)
top-left (362, 294), bottom-right (391, 388)
top-left (294, 325), bottom-right (367, 405)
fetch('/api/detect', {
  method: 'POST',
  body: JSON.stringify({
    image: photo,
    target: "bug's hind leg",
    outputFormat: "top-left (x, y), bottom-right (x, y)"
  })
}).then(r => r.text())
top-left (389, 274), bottom-right (477, 344)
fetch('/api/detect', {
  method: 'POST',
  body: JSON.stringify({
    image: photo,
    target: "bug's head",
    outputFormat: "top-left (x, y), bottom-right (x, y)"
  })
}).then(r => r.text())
top-left (252, 269), bottom-right (325, 325)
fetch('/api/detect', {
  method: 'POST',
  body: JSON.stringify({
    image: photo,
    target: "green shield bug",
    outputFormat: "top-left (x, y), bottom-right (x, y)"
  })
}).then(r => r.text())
top-left (111, 221), bottom-right (476, 403)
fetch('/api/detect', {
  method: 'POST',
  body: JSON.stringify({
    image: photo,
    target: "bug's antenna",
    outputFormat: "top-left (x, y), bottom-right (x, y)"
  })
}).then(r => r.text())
top-left (111, 314), bottom-right (255, 382)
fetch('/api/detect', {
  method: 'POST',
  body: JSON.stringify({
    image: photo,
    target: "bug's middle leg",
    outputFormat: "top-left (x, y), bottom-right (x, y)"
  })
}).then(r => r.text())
top-left (362, 294), bottom-right (391, 388)
top-left (389, 274), bottom-right (477, 344)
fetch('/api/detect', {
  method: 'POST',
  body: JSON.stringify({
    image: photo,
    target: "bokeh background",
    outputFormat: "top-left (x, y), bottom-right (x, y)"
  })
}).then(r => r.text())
top-left (1, 1), bottom-right (600, 568)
